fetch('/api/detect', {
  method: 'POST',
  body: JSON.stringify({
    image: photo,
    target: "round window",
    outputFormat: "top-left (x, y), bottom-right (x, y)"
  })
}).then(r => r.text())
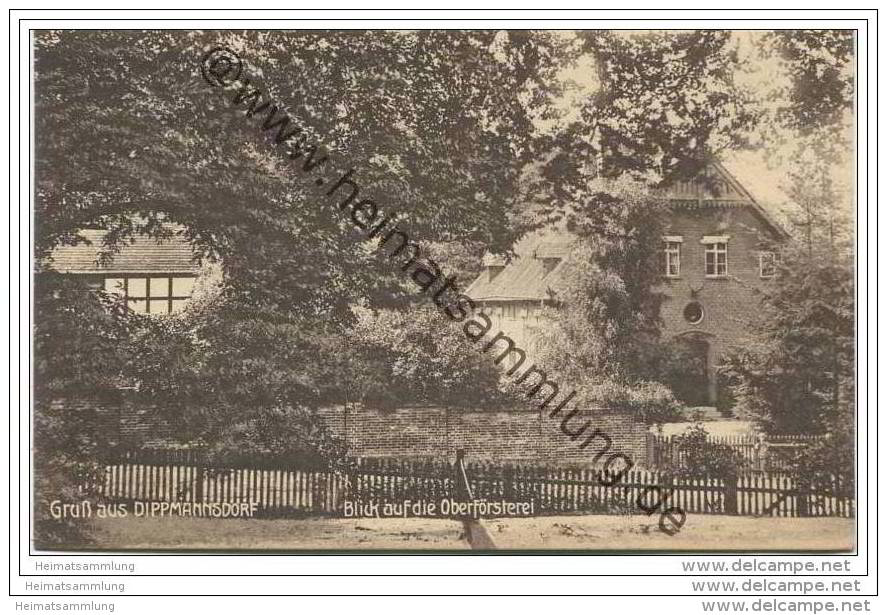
top-left (683, 302), bottom-right (704, 325)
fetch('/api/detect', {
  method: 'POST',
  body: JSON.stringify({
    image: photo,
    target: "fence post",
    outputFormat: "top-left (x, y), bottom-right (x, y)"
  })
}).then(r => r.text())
top-left (349, 458), bottom-right (361, 505)
top-left (646, 433), bottom-right (656, 467)
top-left (797, 475), bottom-right (809, 518)
top-left (195, 450), bottom-right (205, 503)
top-left (724, 475), bottom-right (738, 515)
top-left (503, 463), bottom-right (515, 501)
top-left (756, 434), bottom-right (768, 472)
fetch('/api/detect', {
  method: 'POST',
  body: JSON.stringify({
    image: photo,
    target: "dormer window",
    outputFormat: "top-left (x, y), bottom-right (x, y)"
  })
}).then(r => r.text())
top-left (540, 257), bottom-right (560, 277)
top-left (662, 236), bottom-right (682, 278)
top-left (482, 253), bottom-right (506, 282)
top-left (533, 241), bottom-right (569, 278)
top-left (702, 236), bottom-right (729, 278)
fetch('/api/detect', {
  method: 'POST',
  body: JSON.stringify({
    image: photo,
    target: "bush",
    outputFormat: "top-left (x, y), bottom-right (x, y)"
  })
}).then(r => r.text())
top-left (349, 305), bottom-right (509, 409)
top-left (201, 405), bottom-right (348, 471)
top-left (33, 275), bottom-right (140, 549)
top-left (665, 423), bottom-right (747, 479)
top-left (785, 426), bottom-right (854, 492)
top-left (581, 379), bottom-right (684, 425)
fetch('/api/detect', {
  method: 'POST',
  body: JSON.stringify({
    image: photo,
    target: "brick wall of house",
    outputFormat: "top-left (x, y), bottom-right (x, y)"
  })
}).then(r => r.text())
top-left (659, 205), bottom-right (779, 362)
top-left (469, 204), bottom-right (782, 406)
top-left (317, 405), bottom-right (648, 466)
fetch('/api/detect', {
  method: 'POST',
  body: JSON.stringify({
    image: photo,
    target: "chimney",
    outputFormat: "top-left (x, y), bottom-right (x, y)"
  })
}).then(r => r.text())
top-left (482, 253), bottom-right (506, 282)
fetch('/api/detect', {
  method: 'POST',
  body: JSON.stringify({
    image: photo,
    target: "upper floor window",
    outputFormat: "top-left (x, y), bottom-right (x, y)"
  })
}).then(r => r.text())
top-left (103, 275), bottom-right (196, 315)
top-left (702, 236), bottom-right (729, 278)
top-left (759, 251), bottom-right (777, 278)
top-left (662, 236), bottom-right (682, 278)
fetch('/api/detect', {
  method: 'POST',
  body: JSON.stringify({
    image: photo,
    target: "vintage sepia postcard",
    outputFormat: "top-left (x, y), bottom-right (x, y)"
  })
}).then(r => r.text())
top-left (30, 27), bottom-right (857, 555)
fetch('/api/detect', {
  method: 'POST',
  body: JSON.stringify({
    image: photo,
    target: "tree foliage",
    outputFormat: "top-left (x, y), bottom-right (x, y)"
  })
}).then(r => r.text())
top-left (531, 179), bottom-right (668, 380)
top-left (665, 423), bottom-right (748, 479)
top-left (34, 30), bottom-right (560, 439)
top-left (33, 274), bottom-right (140, 546)
top-left (763, 30), bottom-right (855, 135)
top-left (348, 306), bottom-right (507, 408)
top-left (35, 30), bottom-right (558, 267)
top-left (720, 242), bottom-right (853, 434)
top-left (720, 95), bottom-right (854, 435)
top-left (579, 30), bottom-right (759, 180)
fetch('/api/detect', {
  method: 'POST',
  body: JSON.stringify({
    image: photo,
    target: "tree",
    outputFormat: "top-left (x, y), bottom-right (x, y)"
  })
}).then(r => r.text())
top-left (763, 30), bottom-right (855, 136)
top-left (719, 46), bottom-right (854, 434)
top-left (34, 31), bottom-right (561, 445)
top-left (577, 30), bottom-right (759, 181)
top-left (720, 237), bottom-right (853, 434)
top-left (530, 178), bottom-right (668, 385)
top-left (128, 291), bottom-right (352, 450)
top-left (348, 305), bottom-right (507, 408)
top-left (33, 273), bottom-right (142, 546)
top-left (35, 30), bottom-right (558, 267)
top-left (523, 32), bottom-right (760, 418)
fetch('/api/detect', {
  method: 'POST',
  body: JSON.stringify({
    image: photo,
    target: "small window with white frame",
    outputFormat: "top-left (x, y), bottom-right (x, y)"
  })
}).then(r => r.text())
top-left (662, 236), bottom-right (682, 278)
top-left (759, 251), bottom-right (777, 278)
top-left (103, 274), bottom-right (196, 315)
top-left (702, 236), bottom-right (729, 277)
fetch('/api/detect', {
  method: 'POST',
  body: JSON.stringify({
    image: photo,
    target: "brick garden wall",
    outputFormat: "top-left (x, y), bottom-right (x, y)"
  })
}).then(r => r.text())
top-left (48, 394), bottom-right (177, 449)
top-left (317, 405), bottom-right (648, 465)
top-left (51, 397), bottom-right (648, 467)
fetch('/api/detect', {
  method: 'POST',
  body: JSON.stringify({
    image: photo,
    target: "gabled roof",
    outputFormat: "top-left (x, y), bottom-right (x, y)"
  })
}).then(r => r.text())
top-left (709, 161), bottom-right (790, 239)
top-left (465, 240), bottom-right (571, 302)
top-left (657, 160), bottom-right (790, 238)
top-left (716, 156), bottom-right (794, 238)
top-left (467, 159), bottom-right (790, 302)
top-left (47, 229), bottom-right (199, 275)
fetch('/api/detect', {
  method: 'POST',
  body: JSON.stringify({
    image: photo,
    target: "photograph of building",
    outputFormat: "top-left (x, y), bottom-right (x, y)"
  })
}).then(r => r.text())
top-left (30, 28), bottom-right (856, 553)
top-left (467, 161), bottom-right (790, 407)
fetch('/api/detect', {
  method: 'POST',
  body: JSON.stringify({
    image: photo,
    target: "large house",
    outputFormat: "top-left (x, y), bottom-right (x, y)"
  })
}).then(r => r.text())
top-left (465, 161), bottom-right (789, 407)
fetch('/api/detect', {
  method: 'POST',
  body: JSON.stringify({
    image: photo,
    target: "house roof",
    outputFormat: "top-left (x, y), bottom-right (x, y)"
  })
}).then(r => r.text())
top-left (710, 161), bottom-right (791, 239)
top-left (48, 229), bottom-right (199, 275)
top-left (652, 161), bottom-right (790, 238)
top-left (467, 159), bottom-right (791, 302)
top-left (465, 240), bottom-right (572, 302)
top-left (717, 155), bottom-right (794, 236)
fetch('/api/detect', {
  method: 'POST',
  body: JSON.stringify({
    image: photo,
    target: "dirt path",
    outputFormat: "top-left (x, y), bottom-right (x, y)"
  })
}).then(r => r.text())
top-left (486, 515), bottom-right (855, 551)
top-left (73, 514), bottom-right (853, 551)
top-left (84, 516), bottom-right (470, 550)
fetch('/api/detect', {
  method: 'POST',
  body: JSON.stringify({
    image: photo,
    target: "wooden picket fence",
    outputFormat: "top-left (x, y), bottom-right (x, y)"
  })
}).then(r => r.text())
top-left (459, 460), bottom-right (852, 518)
top-left (646, 433), bottom-right (828, 472)
top-left (81, 448), bottom-right (854, 519)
